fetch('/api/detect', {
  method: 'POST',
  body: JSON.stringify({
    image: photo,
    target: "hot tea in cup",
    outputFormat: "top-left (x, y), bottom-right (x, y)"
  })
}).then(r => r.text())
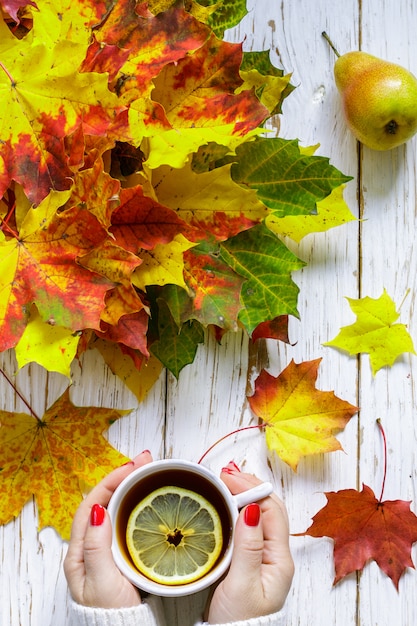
top-left (107, 459), bottom-right (273, 597)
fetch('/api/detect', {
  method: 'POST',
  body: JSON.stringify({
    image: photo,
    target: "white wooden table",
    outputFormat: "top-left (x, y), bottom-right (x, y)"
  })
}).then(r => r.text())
top-left (2, 0), bottom-right (417, 624)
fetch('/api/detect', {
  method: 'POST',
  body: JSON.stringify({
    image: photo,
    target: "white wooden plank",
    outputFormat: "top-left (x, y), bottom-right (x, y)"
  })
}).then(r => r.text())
top-left (237, 1), bottom-right (361, 624)
top-left (356, 0), bottom-right (417, 622)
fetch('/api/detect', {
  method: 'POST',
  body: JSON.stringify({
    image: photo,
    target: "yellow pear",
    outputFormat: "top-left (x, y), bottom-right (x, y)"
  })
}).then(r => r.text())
top-left (323, 32), bottom-right (417, 150)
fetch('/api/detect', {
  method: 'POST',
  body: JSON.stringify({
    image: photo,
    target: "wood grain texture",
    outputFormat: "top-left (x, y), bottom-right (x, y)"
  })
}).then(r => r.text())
top-left (2, 1), bottom-right (417, 624)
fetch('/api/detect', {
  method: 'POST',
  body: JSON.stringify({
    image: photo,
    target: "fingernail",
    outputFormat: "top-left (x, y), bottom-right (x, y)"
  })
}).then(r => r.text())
top-left (244, 503), bottom-right (261, 527)
top-left (120, 460), bottom-right (134, 467)
top-left (90, 503), bottom-right (105, 526)
top-left (140, 449), bottom-right (151, 455)
top-left (221, 461), bottom-right (241, 474)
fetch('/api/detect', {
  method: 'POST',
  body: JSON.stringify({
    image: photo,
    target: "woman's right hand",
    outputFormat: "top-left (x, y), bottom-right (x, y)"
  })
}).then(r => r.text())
top-left (64, 450), bottom-right (153, 609)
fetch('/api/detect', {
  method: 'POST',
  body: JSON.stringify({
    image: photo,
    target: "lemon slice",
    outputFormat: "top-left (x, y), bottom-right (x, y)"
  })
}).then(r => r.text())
top-left (126, 485), bottom-right (223, 585)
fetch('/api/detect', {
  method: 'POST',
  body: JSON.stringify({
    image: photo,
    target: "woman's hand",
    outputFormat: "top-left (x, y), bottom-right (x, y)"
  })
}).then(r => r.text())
top-left (64, 450), bottom-right (153, 609)
top-left (206, 463), bottom-right (294, 624)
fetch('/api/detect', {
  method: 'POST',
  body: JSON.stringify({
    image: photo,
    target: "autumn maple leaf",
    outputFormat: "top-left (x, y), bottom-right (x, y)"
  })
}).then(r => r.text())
top-left (183, 246), bottom-right (244, 330)
top-left (110, 184), bottom-right (189, 252)
top-left (0, 0), bottom-right (36, 23)
top-left (248, 358), bottom-right (358, 471)
top-left (324, 289), bottom-right (416, 375)
top-left (297, 484), bottom-right (417, 589)
top-left (252, 315), bottom-right (291, 344)
top-left (0, 190), bottom-right (113, 351)
top-left (0, 388), bottom-right (129, 539)
top-left (0, 19), bottom-right (123, 205)
top-left (151, 162), bottom-right (268, 242)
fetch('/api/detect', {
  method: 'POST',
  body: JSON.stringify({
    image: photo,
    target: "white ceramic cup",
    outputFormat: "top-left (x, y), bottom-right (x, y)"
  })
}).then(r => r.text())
top-left (107, 458), bottom-right (273, 597)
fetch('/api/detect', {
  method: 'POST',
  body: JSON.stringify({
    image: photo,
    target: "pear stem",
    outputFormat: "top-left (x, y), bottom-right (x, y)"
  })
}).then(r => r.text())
top-left (322, 31), bottom-right (340, 58)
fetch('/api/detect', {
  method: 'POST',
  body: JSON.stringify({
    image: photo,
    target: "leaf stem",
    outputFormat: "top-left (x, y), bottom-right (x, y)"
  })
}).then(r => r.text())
top-left (397, 288), bottom-right (411, 313)
top-left (197, 423), bottom-right (267, 465)
top-left (0, 366), bottom-right (41, 421)
top-left (376, 419), bottom-right (387, 502)
top-left (1, 189), bottom-right (19, 238)
top-left (322, 31), bottom-right (341, 58)
top-left (0, 60), bottom-right (16, 86)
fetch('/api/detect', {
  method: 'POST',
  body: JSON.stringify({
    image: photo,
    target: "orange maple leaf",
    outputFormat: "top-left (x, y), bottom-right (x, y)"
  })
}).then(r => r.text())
top-left (89, 1), bottom-right (210, 95)
top-left (65, 155), bottom-right (121, 229)
top-left (0, 388), bottom-right (129, 539)
top-left (0, 23), bottom-right (123, 205)
top-left (152, 32), bottom-right (268, 137)
top-left (0, 191), bottom-right (113, 351)
top-left (297, 484), bottom-right (417, 589)
top-left (182, 247), bottom-right (244, 330)
top-left (248, 358), bottom-right (358, 471)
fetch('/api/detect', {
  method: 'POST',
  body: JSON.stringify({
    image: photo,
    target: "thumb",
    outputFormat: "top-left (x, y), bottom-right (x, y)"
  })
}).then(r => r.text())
top-left (228, 503), bottom-right (264, 578)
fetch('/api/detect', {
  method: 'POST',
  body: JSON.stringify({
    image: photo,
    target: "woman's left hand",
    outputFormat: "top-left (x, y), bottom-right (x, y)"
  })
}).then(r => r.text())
top-left (206, 464), bottom-right (294, 624)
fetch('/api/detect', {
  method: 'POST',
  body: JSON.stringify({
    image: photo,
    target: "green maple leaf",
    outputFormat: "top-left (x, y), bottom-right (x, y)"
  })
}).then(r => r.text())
top-left (148, 294), bottom-right (205, 378)
top-left (239, 50), bottom-right (295, 116)
top-left (202, 0), bottom-right (248, 38)
top-left (220, 223), bottom-right (306, 335)
top-left (231, 137), bottom-right (352, 217)
top-left (324, 290), bottom-right (416, 375)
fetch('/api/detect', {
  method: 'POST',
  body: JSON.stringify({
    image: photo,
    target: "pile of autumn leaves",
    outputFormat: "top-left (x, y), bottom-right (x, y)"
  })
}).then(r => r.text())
top-left (0, 0), bottom-right (354, 383)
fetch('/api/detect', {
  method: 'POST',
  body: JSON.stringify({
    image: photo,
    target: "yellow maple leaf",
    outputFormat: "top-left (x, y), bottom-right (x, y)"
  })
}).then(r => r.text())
top-left (29, 0), bottom-right (98, 47)
top-left (15, 307), bottom-right (80, 378)
top-left (237, 68), bottom-right (293, 115)
top-left (141, 32), bottom-right (267, 169)
top-left (324, 290), bottom-right (416, 375)
top-left (248, 358), bottom-right (358, 471)
top-left (151, 162), bottom-right (268, 229)
top-left (0, 389), bottom-right (129, 539)
top-left (132, 234), bottom-right (196, 292)
top-left (93, 338), bottom-right (164, 403)
top-left (265, 185), bottom-right (356, 243)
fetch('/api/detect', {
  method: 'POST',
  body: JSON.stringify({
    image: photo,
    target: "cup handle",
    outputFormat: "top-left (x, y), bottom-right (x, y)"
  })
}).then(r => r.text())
top-left (233, 481), bottom-right (274, 509)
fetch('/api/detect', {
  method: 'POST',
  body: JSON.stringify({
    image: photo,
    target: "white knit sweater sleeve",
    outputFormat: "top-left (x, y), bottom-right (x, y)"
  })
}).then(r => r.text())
top-left (68, 596), bottom-right (166, 626)
top-left (69, 597), bottom-right (285, 626)
top-left (194, 612), bottom-right (285, 626)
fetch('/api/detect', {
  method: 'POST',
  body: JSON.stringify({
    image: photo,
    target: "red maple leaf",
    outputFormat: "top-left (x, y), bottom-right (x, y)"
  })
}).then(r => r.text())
top-left (0, 0), bottom-right (36, 23)
top-left (297, 484), bottom-right (417, 589)
top-left (110, 185), bottom-right (189, 252)
top-left (252, 315), bottom-right (291, 343)
top-left (88, 2), bottom-right (210, 94)
top-left (98, 309), bottom-right (149, 356)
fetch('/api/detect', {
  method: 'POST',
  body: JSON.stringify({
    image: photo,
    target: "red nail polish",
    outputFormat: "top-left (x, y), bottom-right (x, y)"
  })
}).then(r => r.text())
top-left (140, 449), bottom-right (151, 455)
top-left (90, 503), bottom-right (105, 526)
top-left (221, 466), bottom-right (235, 475)
top-left (228, 461), bottom-right (241, 472)
top-left (121, 460), bottom-right (134, 467)
top-left (244, 503), bottom-right (261, 527)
